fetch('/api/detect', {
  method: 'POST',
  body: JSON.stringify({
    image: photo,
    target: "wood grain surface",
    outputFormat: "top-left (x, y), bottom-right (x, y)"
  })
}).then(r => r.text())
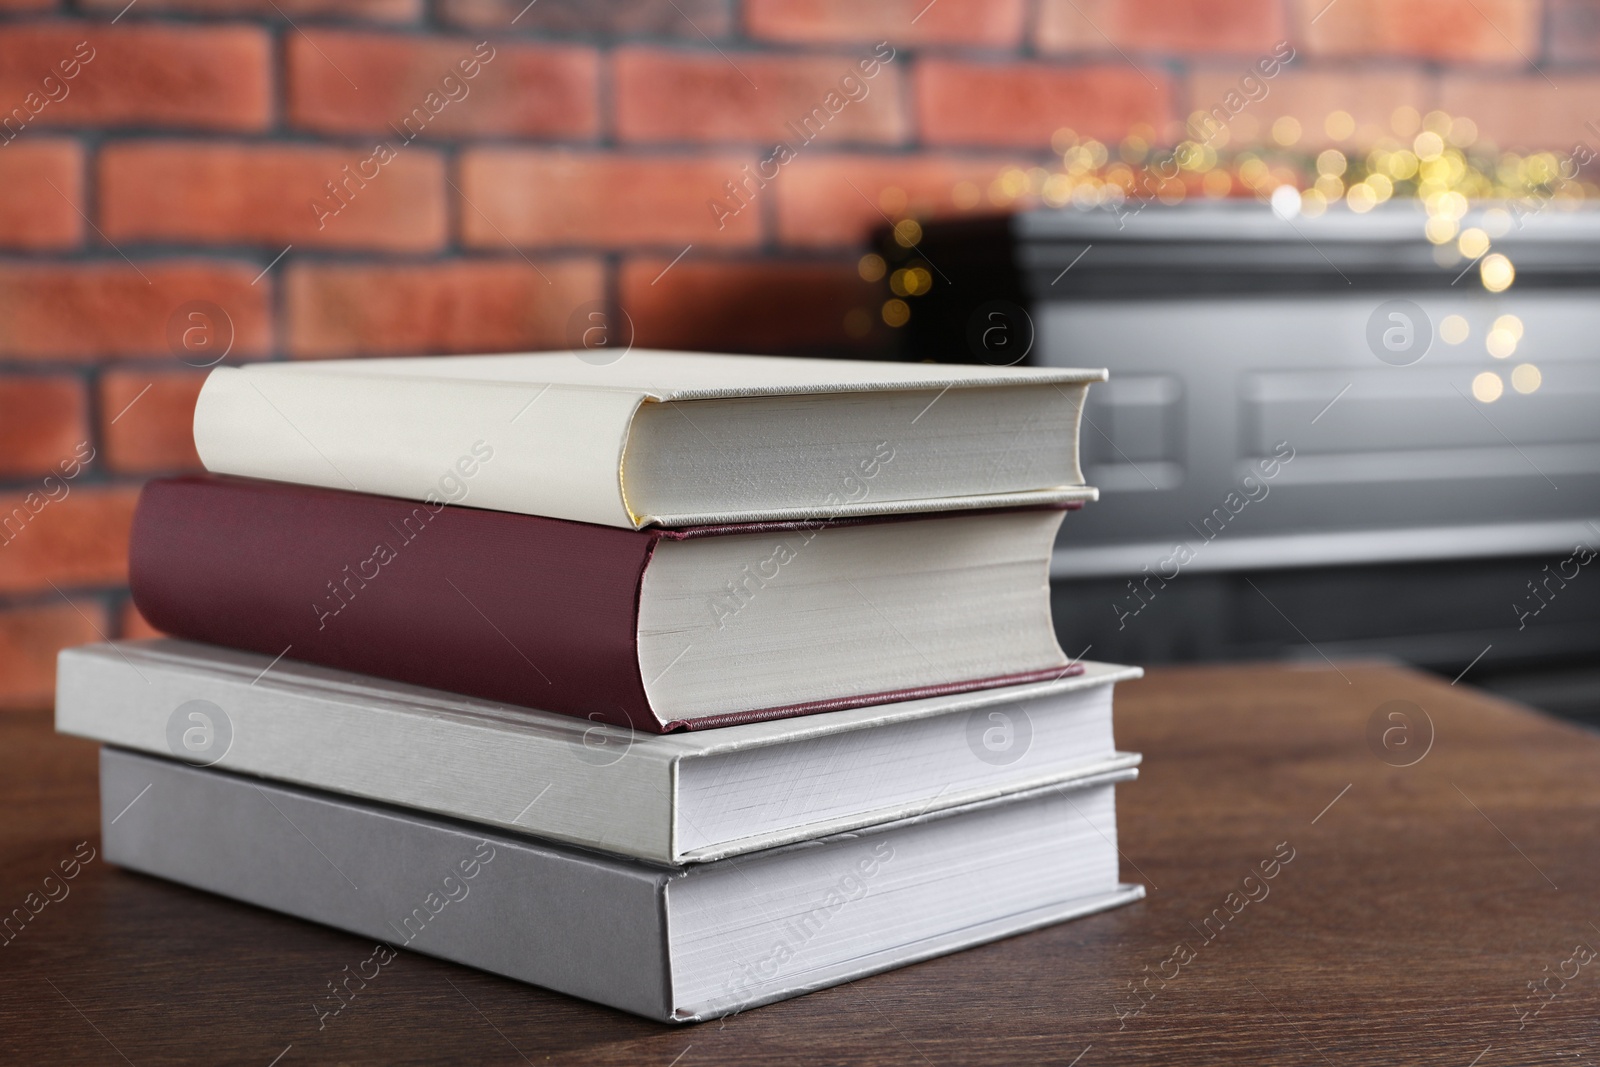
top-left (4, 662), bottom-right (1599, 1066)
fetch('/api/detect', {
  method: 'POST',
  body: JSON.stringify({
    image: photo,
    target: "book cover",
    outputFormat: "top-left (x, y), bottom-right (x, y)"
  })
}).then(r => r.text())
top-left (129, 475), bottom-right (1083, 730)
top-left (59, 638), bottom-right (1141, 865)
top-left (193, 351), bottom-right (1104, 528)
top-left (100, 747), bottom-right (1143, 1023)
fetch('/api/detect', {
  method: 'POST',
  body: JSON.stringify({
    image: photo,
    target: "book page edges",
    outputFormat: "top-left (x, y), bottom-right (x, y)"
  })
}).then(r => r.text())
top-left (671, 661), bottom-right (1143, 755)
top-left (673, 883), bottom-right (1145, 1022)
top-left (677, 755), bottom-right (1142, 864)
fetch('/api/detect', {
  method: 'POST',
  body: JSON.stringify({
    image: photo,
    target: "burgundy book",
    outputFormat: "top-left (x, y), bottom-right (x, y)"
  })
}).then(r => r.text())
top-left (129, 476), bottom-right (1081, 733)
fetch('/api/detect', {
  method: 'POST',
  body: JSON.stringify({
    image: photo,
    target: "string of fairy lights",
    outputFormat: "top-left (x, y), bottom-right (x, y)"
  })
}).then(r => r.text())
top-left (860, 107), bottom-right (1592, 403)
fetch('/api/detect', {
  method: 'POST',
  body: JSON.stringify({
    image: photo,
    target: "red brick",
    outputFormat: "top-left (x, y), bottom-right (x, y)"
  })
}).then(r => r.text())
top-left (0, 601), bottom-right (105, 710)
top-left (621, 257), bottom-right (880, 354)
top-left (1296, 0), bottom-right (1539, 62)
top-left (916, 60), bottom-right (1171, 147)
top-left (0, 140), bottom-right (82, 251)
top-left (0, 25), bottom-right (270, 132)
top-left (285, 258), bottom-right (604, 358)
top-left (100, 370), bottom-right (205, 474)
top-left (0, 377), bottom-right (86, 476)
top-left (0, 486), bottom-right (138, 595)
top-left (288, 33), bottom-right (598, 140)
top-left (119, 599), bottom-right (163, 640)
top-left (745, 0), bottom-right (1025, 46)
top-left (1186, 68), bottom-right (1429, 148)
top-left (776, 154), bottom-right (1031, 248)
top-left (82, 0), bottom-right (417, 19)
top-left (1438, 75), bottom-right (1600, 150)
top-left (441, 0), bottom-right (730, 35)
top-left (100, 143), bottom-right (447, 251)
top-left (0, 261), bottom-right (272, 361)
top-left (614, 47), bottom-right (907, 144)
top-left (458, 150), bottom-right (763, 249)
top-left (1037, 0), bottom-right (1286, 53)
top-left (0, 0), bottom-right (56, 11)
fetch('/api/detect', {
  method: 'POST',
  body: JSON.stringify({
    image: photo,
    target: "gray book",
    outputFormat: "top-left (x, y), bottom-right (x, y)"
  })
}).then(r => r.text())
top-left (101, 747), bottom-right (1143, 1023)
top-left (61, 639), bottom-right (1142, 865)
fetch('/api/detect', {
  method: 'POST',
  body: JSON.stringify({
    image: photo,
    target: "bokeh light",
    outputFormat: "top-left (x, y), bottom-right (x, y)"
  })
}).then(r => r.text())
top-left (1511, 364), bottom-right (1542, 394)
top-left (941, 109), bottom-right (1589, 337)
top-left (1486, 327), bottom-right (1517, 358)
top-left (1481, 254), bottom-right (1515, 293)
top-left (1458, 227), bottom-right (1490, 258)
top-left (892, 219), bottom-right (923, 248)
top-left (1471, 372), bottom-right (1504, 403)
top-left (1425, 217), bottom-right (1459, 244)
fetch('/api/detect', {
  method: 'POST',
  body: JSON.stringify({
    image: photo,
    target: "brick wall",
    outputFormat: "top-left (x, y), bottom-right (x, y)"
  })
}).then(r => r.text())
top-left (1, 0), bottom-right (1595, 707)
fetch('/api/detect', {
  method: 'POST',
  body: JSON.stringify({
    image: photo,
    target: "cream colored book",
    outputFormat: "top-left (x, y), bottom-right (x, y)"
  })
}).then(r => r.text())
top-left (193, 350), bottom-right (1104, 528)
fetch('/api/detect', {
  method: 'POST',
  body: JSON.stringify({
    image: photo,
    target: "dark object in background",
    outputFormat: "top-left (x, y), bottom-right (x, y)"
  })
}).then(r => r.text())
top-left (882, 202), bottom-right (1600, 723)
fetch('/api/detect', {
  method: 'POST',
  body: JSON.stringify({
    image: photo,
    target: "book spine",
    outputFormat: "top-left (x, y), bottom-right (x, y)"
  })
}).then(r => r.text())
top-left (57, 645), bottom-right (682, 863)
top-left (129, 475), bottom-right (662, 729)
top-left (193, 367), bottom-right (648, 527)
top-left (99, 748), bottom-right (678, 1022)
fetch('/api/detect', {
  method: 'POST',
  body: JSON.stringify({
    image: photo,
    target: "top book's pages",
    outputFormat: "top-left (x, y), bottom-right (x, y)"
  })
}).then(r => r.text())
top-left (193, 351), bottom-right (1106, 529)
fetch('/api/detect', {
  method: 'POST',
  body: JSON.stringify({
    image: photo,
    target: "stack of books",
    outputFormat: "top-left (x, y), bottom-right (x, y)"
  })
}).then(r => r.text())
top-left (56, 350), bottom-right (1145, 1023)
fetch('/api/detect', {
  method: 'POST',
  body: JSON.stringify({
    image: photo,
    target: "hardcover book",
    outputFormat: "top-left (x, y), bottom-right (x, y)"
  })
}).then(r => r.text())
top-left (58, 638), bottom-right (1141, 865)
top-left (129, 475), bottom-right (1080, 730)
top-left (191, 351), bottom-right (1104, 528)
top-left (100, 747), bottom-right (1143, 1022)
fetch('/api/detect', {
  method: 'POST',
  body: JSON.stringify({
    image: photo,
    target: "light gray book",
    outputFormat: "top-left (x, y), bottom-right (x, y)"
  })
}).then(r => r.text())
top-left (60, 639), bottom-right (1142, 865)
top-left (101, 747), bottom-right (1143, 1023)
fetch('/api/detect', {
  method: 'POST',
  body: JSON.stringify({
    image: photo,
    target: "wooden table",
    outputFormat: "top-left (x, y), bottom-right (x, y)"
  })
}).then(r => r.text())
top-left (4, 662), bottom-right (1598, 1065)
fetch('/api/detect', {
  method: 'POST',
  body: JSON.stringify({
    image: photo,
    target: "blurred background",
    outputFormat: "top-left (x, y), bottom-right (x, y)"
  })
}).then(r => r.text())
top-left (1, 0), bottom-right (1596, 717)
